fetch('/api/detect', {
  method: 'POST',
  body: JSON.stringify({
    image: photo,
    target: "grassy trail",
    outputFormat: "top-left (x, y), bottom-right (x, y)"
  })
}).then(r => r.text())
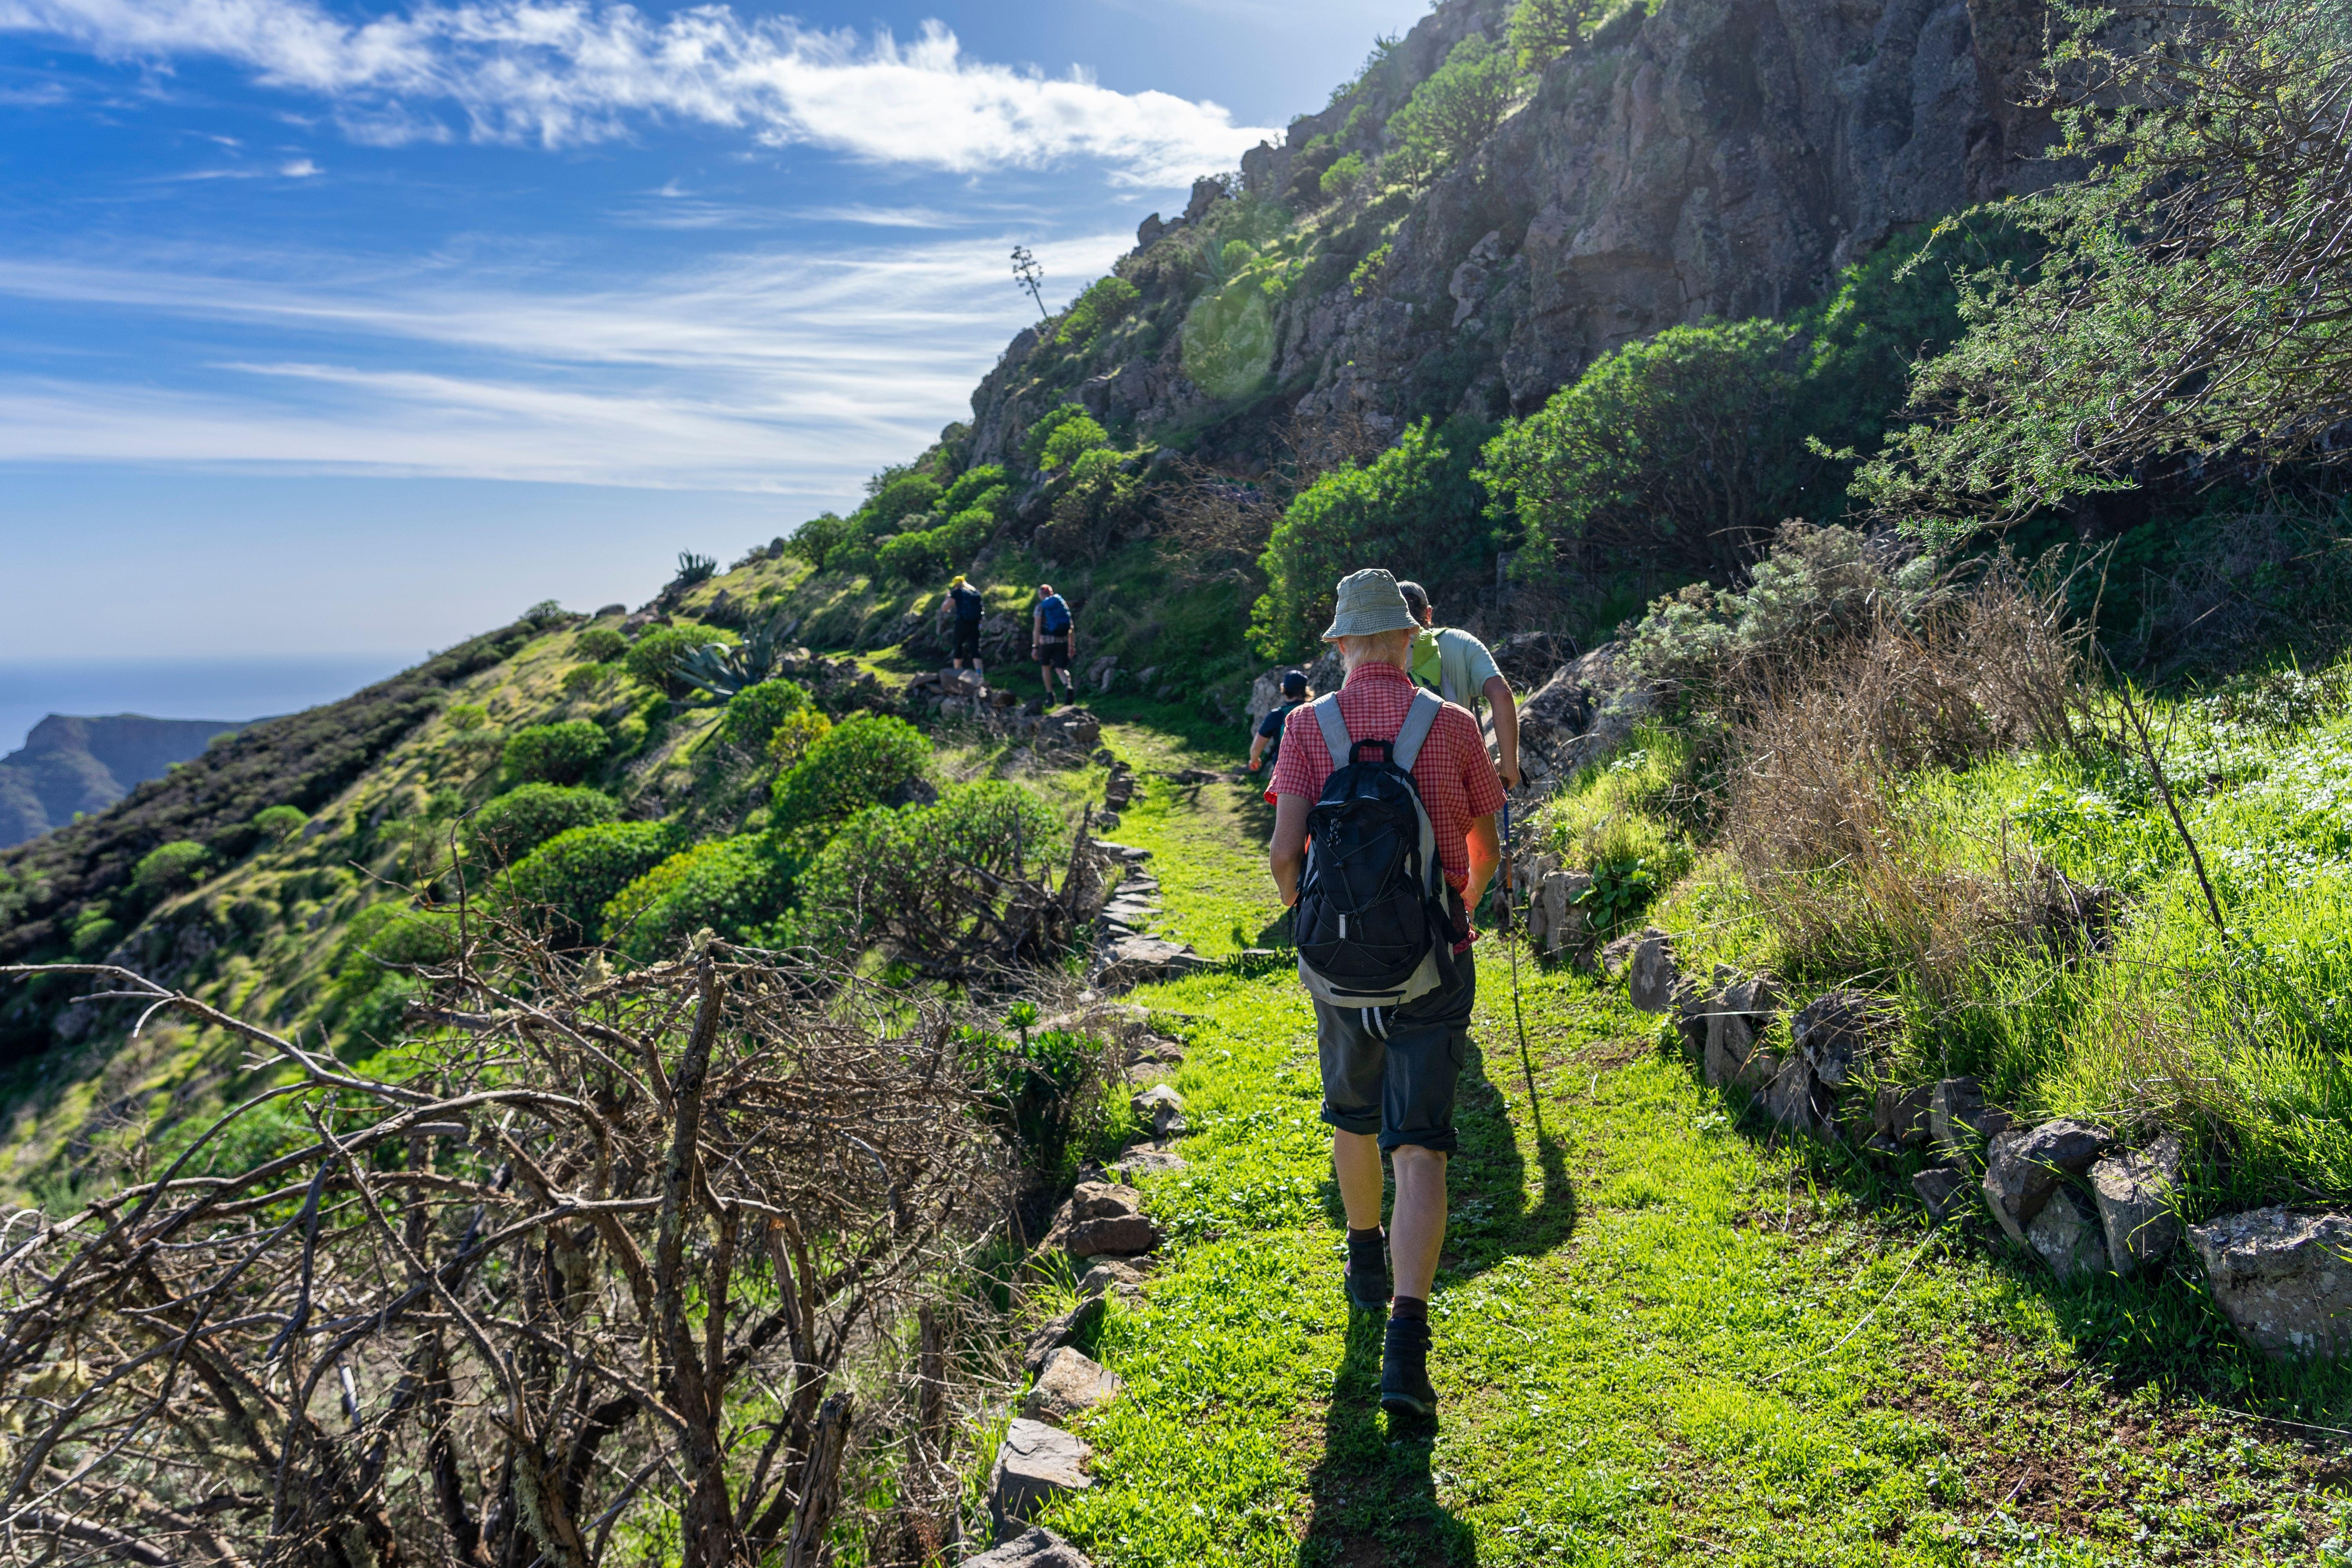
top-left (1033, 722), bottom-right (2350, 1567)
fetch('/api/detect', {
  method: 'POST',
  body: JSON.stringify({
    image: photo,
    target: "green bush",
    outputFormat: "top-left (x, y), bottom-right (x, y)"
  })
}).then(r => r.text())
top-left (868, 472), bottom-right (943, 530)
top-left (786, 511), bottom-right (853, 572)
top-left (574, 625), bottom-right (628, 662)
top-left (1058, 276), bottom-right (1142, 348)
top-left (1252, 417), bottom-right (1492, 660)
top-left (716, 679), bottom-right (813, 753)
top-left (964, 1021), bottom-right (1108, 1181)
top-left (466, 783), bottom-right (619, 870)
top-left (503, 819), bottom-right (677, 944)
top-left (501, 720), bottom-right (611, 787)
top-left (624, 624), bottom-right (724, 694)
top-left (796, 782), bottom-right (1065, 973)
top-left (250, 804), bottom-right (308, 844)
top-left (769, 715), bottom-right (930, 848)
top-left (69, 912), bottom-right (119, 960)
top-left (561, 662), bottom-right (611, 696)
top-left (133, 840), bottom-right (212, 897)
top-left (1040, 414), bottom-right (1111, 473)
top-left (1389, 33), bottom-right (1523, 179)
top-left (876, 528), bottom-right (952, 584)
top-left (330, 905), bottom-right (461, 1014)
top-left (601, 835), bottom-right (798, 960)
top-left (1510, 0), bottom-right (1602, 66)
top-left (445, 703), bottom-right (488, 731)
top-left (1320, 152), bottom-right (1367, 201)
top-left (1180, 280), bottom-right (1276, 402)
top-left (1021, 405), bottom-right (1100, 470)
top-left (939, 464), bottom-right (1009, 515)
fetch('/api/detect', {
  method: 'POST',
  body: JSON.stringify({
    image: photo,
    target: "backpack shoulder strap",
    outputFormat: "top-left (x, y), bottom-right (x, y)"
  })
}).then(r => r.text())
top-left (1309, 693), bottom-right (1351, 770)
top-left (1392, 688), bottom-right (1444, 771)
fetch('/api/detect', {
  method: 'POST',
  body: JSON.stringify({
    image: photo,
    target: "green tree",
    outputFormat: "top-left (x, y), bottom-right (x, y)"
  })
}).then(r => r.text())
top-left (785, 511), bottom-right (852, 571)
top-left (1390, 34), bottom-right (1523, 179)
top-left (1856, 0), bottom-right (2352, 537)
top-left (769, 715), bottom-right (931, 849)
top-left (500, 720), bottom-right (611, 788)
top-left (716, 679), bottom-right (814, 753)
top-left (250, 804), bottom-right (309, 844)
top-left (1320, 152), bottom-right (1367, 201)
top-left (1039, 413), bottom-right (1112, 472)
top-left (1252, 417), bottom-right (1492, 660)
top-left (1509, 0), bottom-right (1601, 67)
top-left (573, 625), bottom-right (628, 662)
top-left (624, 624), bottom-right (728, 695)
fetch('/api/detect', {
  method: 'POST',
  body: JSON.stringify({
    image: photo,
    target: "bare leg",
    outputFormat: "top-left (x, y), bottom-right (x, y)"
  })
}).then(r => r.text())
top-left (1332, 1130), bottom-right (1383, 1231)
top-left (1388, 1145), bottom-right (1448, 1302)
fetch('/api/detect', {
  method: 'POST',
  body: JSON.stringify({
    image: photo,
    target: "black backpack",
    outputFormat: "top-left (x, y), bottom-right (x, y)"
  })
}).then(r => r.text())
top-left (1293, 689), bottom-right (1459, 1011)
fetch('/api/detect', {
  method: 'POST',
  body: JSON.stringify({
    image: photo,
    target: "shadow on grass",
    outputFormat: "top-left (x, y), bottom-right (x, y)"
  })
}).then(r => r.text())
top-left (1298, 1308), bottom-right (1480, 1567)
top-left (1691, 1056), bottom-right (2352, 1426)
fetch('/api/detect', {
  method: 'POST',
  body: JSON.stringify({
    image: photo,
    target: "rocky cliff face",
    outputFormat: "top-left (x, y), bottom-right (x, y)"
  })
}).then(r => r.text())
top-left (0, 714), bottom-right (243, 849)
top-left (966, 0), bottom-right (2050, 468)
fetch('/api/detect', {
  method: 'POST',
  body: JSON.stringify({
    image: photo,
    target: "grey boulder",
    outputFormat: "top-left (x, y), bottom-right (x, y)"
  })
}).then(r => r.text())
top-left (1022, 1347), bottom-right (1125, 1425)
top-left (1912, 1165), bottom-right (1971, 1222)
top-left (1130, 1084), bottom-right (1187, 1140)
top-left (1983, 1120), bottom-right (2113, 1250)
top-left (988, 1420), bottom-right (1093, 1541)
top-left (1047, 1181), bottom-right (1162, 1258)
top-left (2189, 1208), bottom-right (2352, 1359)
top-left (1626, 930), bottom-right (1679, 1013)
top-left (968, 1526), bottom-right (1094, 1567)
top-left (1929, 1077), bottom-right (2011, 1160)
top-left (2025, 1185), bottom-right (2111, 1283)
top-left (1023, 1294), bottom-right (1107, 1376)
top-left (2090, 1135), bottom-right (2183, 1276)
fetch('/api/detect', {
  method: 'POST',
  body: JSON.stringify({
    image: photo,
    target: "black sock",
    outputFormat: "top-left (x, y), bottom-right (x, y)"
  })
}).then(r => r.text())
top-left (1391, 1296), bottom-right (1427, 1321)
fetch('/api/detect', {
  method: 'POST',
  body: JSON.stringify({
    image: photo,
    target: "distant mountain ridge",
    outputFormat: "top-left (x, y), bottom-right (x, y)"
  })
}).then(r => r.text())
top-left (0, 714), bottom-right (245, 849)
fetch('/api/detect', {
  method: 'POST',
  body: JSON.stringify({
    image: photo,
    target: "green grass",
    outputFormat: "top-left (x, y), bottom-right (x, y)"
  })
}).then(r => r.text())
top-left (1037, 951), bottom-right (2351, 1565)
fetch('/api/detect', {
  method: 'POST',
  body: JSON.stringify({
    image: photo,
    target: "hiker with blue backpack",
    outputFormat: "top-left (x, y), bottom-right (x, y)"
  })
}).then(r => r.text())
top-left (1267, 569), bottom-right (1506, 1419)
top-left (1032, 584), bottom-right (1078, 701)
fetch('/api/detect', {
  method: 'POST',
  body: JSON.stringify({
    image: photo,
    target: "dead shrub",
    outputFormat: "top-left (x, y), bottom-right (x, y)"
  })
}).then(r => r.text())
top-left (1721, 569), bottom-right (2094, 993)
top-left (0, 922), bottom-right (1011, 1568)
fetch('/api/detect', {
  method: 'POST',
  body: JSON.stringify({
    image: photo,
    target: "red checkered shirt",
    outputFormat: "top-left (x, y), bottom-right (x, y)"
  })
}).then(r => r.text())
top-left (1270, 661), bottom-right (1506, 898)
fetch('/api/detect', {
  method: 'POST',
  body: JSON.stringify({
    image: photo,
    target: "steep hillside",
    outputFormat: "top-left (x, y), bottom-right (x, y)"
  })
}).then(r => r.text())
top-left (0, 713), bottom-right (246, 849)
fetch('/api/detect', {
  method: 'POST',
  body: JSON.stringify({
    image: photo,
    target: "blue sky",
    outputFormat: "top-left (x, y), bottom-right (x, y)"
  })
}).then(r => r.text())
top-left (0, 0), bottom-right (1426, 711)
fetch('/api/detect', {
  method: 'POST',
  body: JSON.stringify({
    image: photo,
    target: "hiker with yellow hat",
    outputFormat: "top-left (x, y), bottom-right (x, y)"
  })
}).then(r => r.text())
top-left (940, 572), bottom-right (987, 676)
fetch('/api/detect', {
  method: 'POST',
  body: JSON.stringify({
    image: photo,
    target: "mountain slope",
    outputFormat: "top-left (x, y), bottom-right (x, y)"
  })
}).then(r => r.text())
top-left (0, 715), bottom-right (245, 850)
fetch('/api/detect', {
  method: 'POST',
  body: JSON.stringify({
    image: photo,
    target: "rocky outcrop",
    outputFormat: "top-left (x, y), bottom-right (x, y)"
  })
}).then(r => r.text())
top-left (968, 1526), bottom-right (1094, 1568)
top-left (2091, 1136), bottom-right (2183, 1277)
top-left (967, 0), bottom-right (2054, 467)
top-left (1045, 1182), bottom-right (1164, 1259)
top-left (1022, 1347), bottom-right (1126, 1424)
top-left (1982, 1120), bottom-right (2113, 1250)
top-left (988, 1421), bottom-right (1094, 1541)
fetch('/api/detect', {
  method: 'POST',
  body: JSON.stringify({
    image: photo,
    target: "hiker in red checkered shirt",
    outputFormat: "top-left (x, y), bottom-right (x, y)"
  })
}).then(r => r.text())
top-left (1267, 568), bottom-right (1504, 1420)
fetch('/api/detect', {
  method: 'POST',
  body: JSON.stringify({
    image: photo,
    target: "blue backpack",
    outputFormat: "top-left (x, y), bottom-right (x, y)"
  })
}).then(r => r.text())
top-left (1039, 594), bottom-right (1072, 635)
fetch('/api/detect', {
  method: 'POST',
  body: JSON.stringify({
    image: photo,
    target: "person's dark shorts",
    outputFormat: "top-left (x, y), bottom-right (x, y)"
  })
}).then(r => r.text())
top-left (954, 621), bottom-right (981, 661)
top-left (1036, 638), bottom-right (1071, 669)
top-left (1314, 948), bottom-right (1476, 1153)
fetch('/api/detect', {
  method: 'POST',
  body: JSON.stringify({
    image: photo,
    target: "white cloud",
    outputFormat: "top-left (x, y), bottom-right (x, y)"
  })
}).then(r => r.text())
top-left (279, 156), bottom-right (319, 174)
top-left (0, 0), bottom-right (1278, 183)
top-left (0, 229), bottom-right (1129, 488)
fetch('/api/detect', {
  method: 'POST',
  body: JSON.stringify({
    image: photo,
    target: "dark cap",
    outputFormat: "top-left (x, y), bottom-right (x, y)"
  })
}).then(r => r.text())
top-left (1280, 668), bottom-right (1308, 696)
top-left (1396, 580), bottom-right (1430, 619)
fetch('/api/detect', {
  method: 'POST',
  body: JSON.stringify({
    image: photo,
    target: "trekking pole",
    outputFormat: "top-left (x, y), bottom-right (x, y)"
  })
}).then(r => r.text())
top-left (1499, 800), bottom-right (1546, 1142)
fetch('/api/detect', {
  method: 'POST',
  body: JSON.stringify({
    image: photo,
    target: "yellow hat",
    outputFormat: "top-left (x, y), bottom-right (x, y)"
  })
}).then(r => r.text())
top-left (949, 574), bottom-right (967, 587)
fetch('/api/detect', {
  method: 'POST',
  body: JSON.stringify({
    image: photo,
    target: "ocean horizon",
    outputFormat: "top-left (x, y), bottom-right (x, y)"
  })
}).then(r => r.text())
top-left (0, 653), bottom-right (421, 756)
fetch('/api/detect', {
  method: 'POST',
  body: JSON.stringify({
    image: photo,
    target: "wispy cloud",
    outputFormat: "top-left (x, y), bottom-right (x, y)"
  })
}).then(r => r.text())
top-left (0, 0), bottom-right (1278, 183)
top-left (0, 229), bottom-right (1128, 489)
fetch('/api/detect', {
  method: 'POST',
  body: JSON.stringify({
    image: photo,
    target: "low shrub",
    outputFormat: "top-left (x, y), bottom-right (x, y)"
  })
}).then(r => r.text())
top-left (785, 511), bottom-right (853, 572)
top-left (502, 819), bottom-right (678, 944)
top-left (445, 703), bottom-right (488, 732)
top-left (501, 720), bottom-right (611, 787)
top-left (601, 835), bottom-right (798, 960)
top-left (624, 624), bottom-right (728, 695)
top-left (562, 662), bottom-right (612, 696)
top-left (574, 625), bottom-right (628, 662)
top-left (1320, 152), bottom-right (1366, 201)
top-left (717, 679), bottom-right (814, 754)
top-left (466, 784), bottom-right (619, 871)
top-left (1021, 405), bottom-right (1101, 470)
top-left (766, 709), bottom-right (832, 771)
top-left (964, 1015), bottom-right (1113, 1182)
top-left (250, 804), bottom-right (309, 844)
top-left (939, 464), bottom-right (1009, 516)
top-left (1058, 276), bottom-right (1142, 349)
top-left (329, 905), bottom-right (462, 1018)
top-left (1040, 414), bottom-right (1111, 474)
top-left (769, 715), bottom-right (929, 848)
top-left (133, 840), bottom-right (212, 897)
top-left (795, 781), bottom-right (1065, 976)
top-left (69, 913), bottom-right (118, 960)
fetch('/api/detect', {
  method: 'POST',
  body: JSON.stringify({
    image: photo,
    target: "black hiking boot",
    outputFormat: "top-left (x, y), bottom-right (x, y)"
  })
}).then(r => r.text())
top-left (1379, 1315), bottom-right (1437, 1420)
top-left (1343, 1227), bottom-right (1390, 1311)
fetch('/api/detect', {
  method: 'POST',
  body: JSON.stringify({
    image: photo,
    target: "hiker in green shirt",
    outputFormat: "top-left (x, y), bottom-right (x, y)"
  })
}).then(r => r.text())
top-left (1395, 581), bottom-right (1521, 789)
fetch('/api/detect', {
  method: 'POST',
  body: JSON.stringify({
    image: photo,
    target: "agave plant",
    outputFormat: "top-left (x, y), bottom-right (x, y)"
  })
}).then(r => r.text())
top-left (672, 612), bottom-right (792, 699)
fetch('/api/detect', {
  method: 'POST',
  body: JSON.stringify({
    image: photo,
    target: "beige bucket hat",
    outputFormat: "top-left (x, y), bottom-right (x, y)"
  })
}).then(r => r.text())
top-left (1320, 568), bottom-right (1421, 640)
